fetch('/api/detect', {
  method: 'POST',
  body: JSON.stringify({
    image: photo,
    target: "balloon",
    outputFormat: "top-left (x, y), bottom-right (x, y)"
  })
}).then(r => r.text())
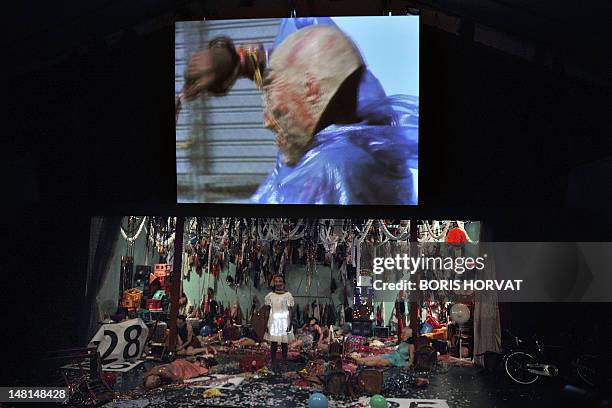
top-left (308, 392), bottom-right (328, 408)
top-left (446, 227), bottom-right (467, 246)
top-left (370, 394), bottom-right (388, 408)
top-left (200, 325), bottom-right (213, 337)
top-left (102, 372), bottom-right (116, 388)
top-left (450, 304), bottom-right (470, 324)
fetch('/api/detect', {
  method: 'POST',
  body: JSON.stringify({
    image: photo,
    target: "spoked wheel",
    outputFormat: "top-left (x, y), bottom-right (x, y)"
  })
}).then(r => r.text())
top-left (505, 351), bottom-right (539, 385)
top-left (575, 355), bottom-right (598, 387)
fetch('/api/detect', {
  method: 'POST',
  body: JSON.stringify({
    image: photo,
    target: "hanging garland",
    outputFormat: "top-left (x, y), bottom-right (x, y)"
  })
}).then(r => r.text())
top-left (418, 220), bottom-right (449, 242)
top-left (119, 216), bottom-right (148, 244)
top-left (379, 219), bottom-right (410, 241)
top-left (319, 219), bottom-right (346, 254)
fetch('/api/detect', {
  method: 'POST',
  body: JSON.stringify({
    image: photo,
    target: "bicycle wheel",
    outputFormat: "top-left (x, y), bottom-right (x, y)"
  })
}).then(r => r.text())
top-left (575, 355), bottom-right (598, 387)
top-left (505, 351), bottom-right (539, 385)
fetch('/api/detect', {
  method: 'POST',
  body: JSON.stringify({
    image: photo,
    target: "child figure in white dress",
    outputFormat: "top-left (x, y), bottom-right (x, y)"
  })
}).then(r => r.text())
top-left (264, 275), bottom-right (295, 370)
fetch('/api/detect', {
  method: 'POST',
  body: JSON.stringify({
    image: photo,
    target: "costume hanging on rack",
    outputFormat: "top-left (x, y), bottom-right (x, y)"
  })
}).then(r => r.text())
top-left (345, 306), bottom-right (353, 323)
top-left (250, 296), bottom-right (260, 321)
top-left (330, 277), bottom-right (338, 294)
top-left (204, 299), bottom-right (218, 327)
top-left (230, 301), bottom-right (243, 325)
top-left (320, 303), bottom-right (326, 326)
top-left (328, 302), bottom-right (337, 326)
top-left (337, 303), bottom-right (345, 326)
top-left (295, 304), bottom-right (301, 327)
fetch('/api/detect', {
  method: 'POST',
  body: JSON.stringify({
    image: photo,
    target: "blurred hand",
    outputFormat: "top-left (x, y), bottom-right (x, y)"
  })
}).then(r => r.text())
top-left (182, 46), bottom-right (235, 101)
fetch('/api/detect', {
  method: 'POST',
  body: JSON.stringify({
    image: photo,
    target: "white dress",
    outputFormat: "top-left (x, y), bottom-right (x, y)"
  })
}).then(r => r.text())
top-left (264, 291), bottom-right (295, 343)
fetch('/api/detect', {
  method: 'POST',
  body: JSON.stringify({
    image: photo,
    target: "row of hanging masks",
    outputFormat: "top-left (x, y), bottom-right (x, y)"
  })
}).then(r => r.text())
top-left (181, 219), bottom-right (416, 294)
top-left (178, 218), bottom-right (435, 321)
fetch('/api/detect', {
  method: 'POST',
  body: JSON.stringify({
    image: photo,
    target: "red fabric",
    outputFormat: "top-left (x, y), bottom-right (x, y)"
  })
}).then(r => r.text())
top-left (239, 355), bottom-right (267, 372)
top-left (146, 299), bottom-right (162, 311)
top-left (426, 315), bottom-right (442, 329)
top-left (103, 372), bottom-right (116, 387)
top-left (166, 359), bottom-right (209, 380)
top-left (446, 228), bottom-right (467, 246)
top-left (426, 303), bottom-right (442, 329)
top-left (293, 379), bottom-right (311, 388)
top-left (427, 315), bottom-right (442, 329)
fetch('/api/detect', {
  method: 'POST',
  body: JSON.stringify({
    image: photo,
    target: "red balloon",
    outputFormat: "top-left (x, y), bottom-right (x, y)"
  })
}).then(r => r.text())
top-left (446, 228), bottom-right (467, 246)
top-left (103, 372), bottom-right (117, 387)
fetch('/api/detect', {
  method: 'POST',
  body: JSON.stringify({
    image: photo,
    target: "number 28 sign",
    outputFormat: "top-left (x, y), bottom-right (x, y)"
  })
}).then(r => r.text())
top-left (89, 318), bottom-right (149, 365)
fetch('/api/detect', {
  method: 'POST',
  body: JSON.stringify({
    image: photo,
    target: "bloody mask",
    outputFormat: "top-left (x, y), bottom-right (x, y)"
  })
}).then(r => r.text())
top-left (263, 25), bottom-right (363, 165)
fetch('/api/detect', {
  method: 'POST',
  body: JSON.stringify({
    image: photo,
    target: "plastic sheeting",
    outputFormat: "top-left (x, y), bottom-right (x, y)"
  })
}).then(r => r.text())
top-left (251, 18), bottom-right (418, 205)
top-left (251, 95), bottom-right (418, 205)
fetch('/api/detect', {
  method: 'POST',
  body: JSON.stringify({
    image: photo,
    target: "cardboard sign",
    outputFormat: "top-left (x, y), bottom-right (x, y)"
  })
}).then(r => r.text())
top-left (89, 318), bottom-right (148, 365)
top-left (101, 360), bottom-right (145, 372)
top-left (183, 374), bottom-right (245, 390)
top-left (387, 399), bottom-right (450, 408)
top-left (62, 360), bottom-right (144, 373)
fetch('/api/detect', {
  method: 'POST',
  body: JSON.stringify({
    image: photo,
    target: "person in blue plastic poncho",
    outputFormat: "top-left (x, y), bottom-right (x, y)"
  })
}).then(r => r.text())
top-left (181, 18), bottom-right (418, 205)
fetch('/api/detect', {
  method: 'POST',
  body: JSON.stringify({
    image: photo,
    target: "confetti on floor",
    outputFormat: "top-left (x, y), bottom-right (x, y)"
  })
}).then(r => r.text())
top-left (100, 357), bottom-right (585, 407)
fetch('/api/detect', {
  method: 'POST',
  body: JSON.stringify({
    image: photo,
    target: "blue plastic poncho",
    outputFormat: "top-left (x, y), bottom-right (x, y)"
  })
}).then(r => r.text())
top-left (251, 18), bottom-right (418, 205)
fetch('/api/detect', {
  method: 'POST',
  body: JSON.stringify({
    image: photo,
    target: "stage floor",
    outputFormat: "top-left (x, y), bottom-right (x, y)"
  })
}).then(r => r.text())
top-left (101, 358), bottom-right (583, 408)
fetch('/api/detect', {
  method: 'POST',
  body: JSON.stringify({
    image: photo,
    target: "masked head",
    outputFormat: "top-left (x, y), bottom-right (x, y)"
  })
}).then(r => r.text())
top-left (263, 25), bottom-right (364, 165)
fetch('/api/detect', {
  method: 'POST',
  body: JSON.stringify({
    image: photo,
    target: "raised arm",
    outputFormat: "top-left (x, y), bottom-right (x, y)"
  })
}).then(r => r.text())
top-left (182, 37), bottom-right (268, 101)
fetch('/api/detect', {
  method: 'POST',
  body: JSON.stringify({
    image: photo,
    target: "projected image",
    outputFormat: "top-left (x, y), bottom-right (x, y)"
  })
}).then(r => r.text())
top-left (176, 17), bottom-right (419, 204)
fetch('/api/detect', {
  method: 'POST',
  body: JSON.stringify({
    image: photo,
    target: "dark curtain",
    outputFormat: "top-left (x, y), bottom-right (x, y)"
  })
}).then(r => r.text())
top-left (79, 216), bottom-right (122, 344)
top-left (473, 226), bottom-right (502, 365)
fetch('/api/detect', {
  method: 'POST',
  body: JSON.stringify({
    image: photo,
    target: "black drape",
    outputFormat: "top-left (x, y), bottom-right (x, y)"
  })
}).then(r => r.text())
top-left (79, 216), bottom-right (122, 345)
